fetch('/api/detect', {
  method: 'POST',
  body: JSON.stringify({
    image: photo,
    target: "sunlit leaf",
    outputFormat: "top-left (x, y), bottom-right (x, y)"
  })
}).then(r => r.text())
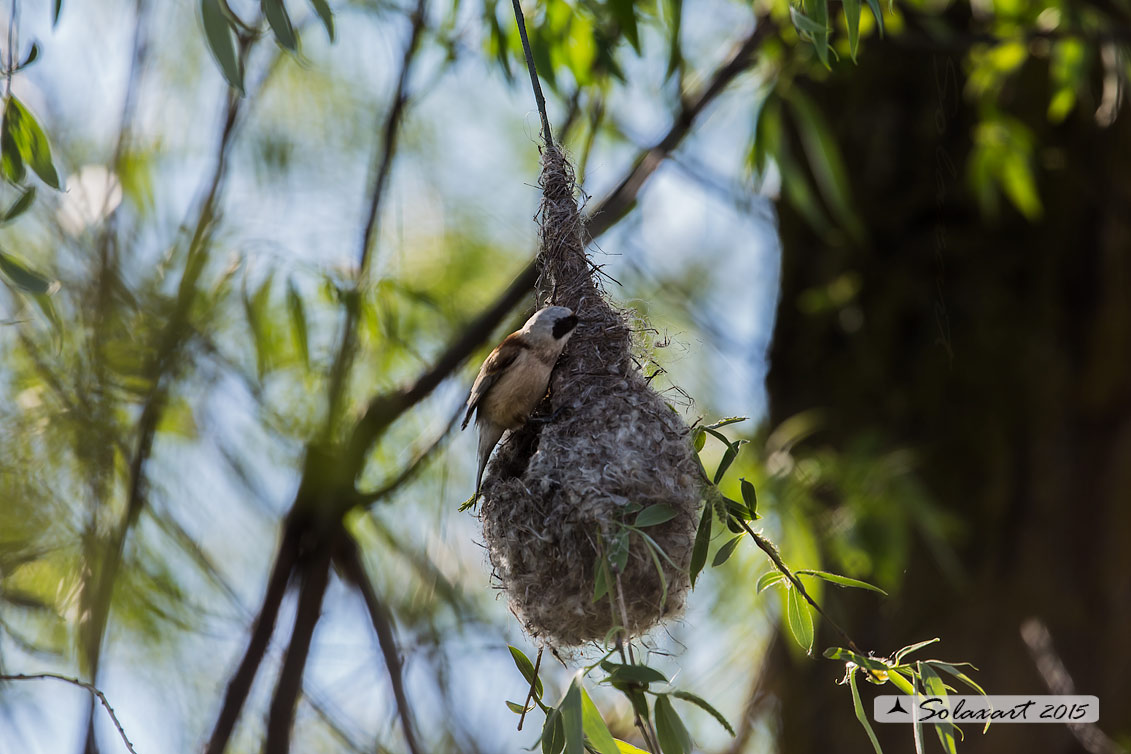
top-left (785, 585), bottom-right (814, 653)
top-left (200, 0), bottom-right (243, 92)
top-left (542, 708), bottom-right (565, 754)
top-left (848, 668), bottom-right (884, 754)
top-left (561, 676), bottom-right (584, 754)
top-left (5, 97), bottom-right (61, 189)
top-left (506, 700), bottom-right (534, 714)
top-left (614, 741), bottom-right (649, 754)
top-left (864, 0), bottom-right (884, 35)
top-left (602, 661), bottom-right (668, 686)
top-left (756, 571), bottom-right (784, 593)
top-left (581, 688), bottom-right (620, 754)
top-left (919, 662), bottom-right (958, 754)
top-left (843, 0), bottom-right (861, 61)
top-left (654, 695), bottom-right (692, 754)
top-left (796, 569), bottom-right (887, 595)
top-left (893, 638), bottom-right (940, 663)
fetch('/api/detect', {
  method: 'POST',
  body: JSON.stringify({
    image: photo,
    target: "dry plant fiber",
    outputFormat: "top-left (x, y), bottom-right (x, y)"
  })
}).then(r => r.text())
top-left (479, 146), bottom-right (703, 647)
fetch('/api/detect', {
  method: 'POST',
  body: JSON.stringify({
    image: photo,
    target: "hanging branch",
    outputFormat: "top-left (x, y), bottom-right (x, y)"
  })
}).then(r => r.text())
top-left (0, 673), bottom-right (139, 754)
top-left (509, 0), bottom-right (553, 147)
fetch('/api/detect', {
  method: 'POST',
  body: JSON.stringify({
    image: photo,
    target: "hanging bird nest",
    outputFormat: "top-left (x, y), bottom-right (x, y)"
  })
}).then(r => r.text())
top-left (478, 146), bottom-right (704, 647)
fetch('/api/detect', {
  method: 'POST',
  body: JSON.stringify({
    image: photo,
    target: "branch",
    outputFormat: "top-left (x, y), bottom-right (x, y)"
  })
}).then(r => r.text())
top-left (204, 525), bottom-right (299, 754)
top-left (0, 673), bottom-right (139, 754)
top-left (335, 534), bottom-right (424, 754)
top-left (264, 535), bottom-right (335, 754)
top-left (510, 0), bottom-right (553, 146)
top-left (325, 0), bottom-right (429, 433)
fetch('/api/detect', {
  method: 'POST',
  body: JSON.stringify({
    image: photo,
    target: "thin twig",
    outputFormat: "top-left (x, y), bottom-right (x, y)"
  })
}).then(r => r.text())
top-left (326, 0), bottom-right (429, 434)
top-left (509, 0), bottom-right (553, 146)
top-left (614, 571), bottom-right (661, 754)
top-left (0, 673), bottom-right (139, 754)
top-left (336, 534), bottom-right (425, 754)
top-left (355, 403), bottom-right (462, 505)
top-left (517, 646), bottom-right (542, 731)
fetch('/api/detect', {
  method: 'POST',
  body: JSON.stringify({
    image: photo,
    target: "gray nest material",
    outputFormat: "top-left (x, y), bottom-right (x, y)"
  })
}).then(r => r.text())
top-left (479, 147), bottom-right (703, 647)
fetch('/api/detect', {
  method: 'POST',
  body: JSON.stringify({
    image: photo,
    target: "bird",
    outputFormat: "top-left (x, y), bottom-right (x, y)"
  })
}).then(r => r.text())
top-left (461, 305), bottom-right (578, 507)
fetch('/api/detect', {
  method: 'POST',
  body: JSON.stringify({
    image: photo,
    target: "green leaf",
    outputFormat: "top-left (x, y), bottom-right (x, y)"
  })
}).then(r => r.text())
top-left (53, 0), bottom-right (62, 26)
top-left (927, 661), bottom-right (986, 696)
top-left (739, 478), bottom-right (758, 518)
top-left (0, 249), bottom-right (52, 294)
top-left (893, 638), bottom-right (940, 664)
top-left (508, 646), bottom-right (544, 699)
top-left (286, 280), bottom-right (309, 369)
top-left (787, 89), bottom-right (866, 242)
top-left (542, 708), bottom-right (566, 754)
top-left (200, 0), bottom-right (243, 92)
top-left (263, 0), bottom-right (298, 51)
top-left (796, 569), bottom-right (887, 595)
top-left (689, 503), bottom-right (712, 587)
top-left (602, 662), bottom-right (668, 686)
top-left (243, 274), bottom-right (275, 379)
top-left (0, 186), bottom-right (35, 224)
top-left (713, 440), bottom-right (746, 484)
top-left (712, 535), bottom-right (743, 567)
top-left (581, 688), bottom-right (620, 754)
top-left (635, 504), bottom-right (677, 527)
top-left (823, 647), bottom-right (893, 674)
top-left (671, 690), bottom-right (735, 736)
top-left (918, 662), bottom-right (958, 754)
top-left (614, 741), bottom-right (650, 754)
top-left (592, 553), bottom-right (609, 602)
top-left (561, 677), bottom-right (584, 754)
top-left (789, 5), bottom-right (828, 67)
top-left (756, 571), bottom-right (784, 593)
top-left (19, 43), bottom-right (39, 70)
top-left (610, 528), bottom-right (630, 573)
top-left (704, 416), bottom-right (747, 430)
top-left (887, 668), bottom-right (917, 697)
top-left (5, 98), bottom-right (60, 189)
top-left (692, 427), bottom-right (705, 452)
top-left (864, 0), bottom-right (884, 35)
top-left (608, 0), bottom-right (640, 53)
top-left (308, 0), bottom-right (334, 40)
top-left (843, 0), bottom-right (861, 61)
top-left (785, 586), bottom-right (814, 653)
top-left (654, 695), bottom-right (692, 754)
top-left (507, 700), bottom-right (534, 714)
top-left (848, 668), bottom-right (884, 754)
top-left (1, 105), bottom-right (25, 184)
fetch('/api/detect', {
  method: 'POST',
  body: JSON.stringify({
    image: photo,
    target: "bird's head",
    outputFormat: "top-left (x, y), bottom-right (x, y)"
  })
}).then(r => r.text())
top-left (522, 305), bottom-right (578, 349)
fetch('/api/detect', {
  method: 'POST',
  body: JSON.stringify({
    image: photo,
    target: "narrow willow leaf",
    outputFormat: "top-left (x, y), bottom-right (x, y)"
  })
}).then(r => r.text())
top-left (263, 0), bottom-right (298, 51)
top-left (602, 662), bottom-right (668, 686)
top-left (20, 43), bottom-right (39, 69)
top-left (635, 504), bottom-right (677, 528)
top-left (918, 662), bottom-right (959, 754)
top-left (756, 571), bottom-right (784, 593)
top-left (508, 646), bottom-right (544, 698)
top-left (843, 0), bottom-right (861, 61)
top-left (887, 668), bottom-right (917, 696)
top-left (608, 0), bottom-right (640, 52)
top-left (0, 249), bottom-right (51, 294)
top-left (713, 441), bottom-right (744, 484)
top-left (1, 186), bottom-right (35, 223)
top-left (671, 690), bottom-right (735, 736)
top-left (704, 416), bottom-right (747, 430)
top-left (785, 586), bottom-right (814, 653)
top-left (308, 0), bottom-right (334, 40)
top-left (928, 661), bottom-right (986, 696)
top-left (542, 708), bottom-right (565, 754)
top-left (789, 5), bottom-right (827, 35)
top-left (286, 280), bottom-right (309, 369)
top-left (615, 741), bottom-right (650, 754)
top-left (53, 0), bottom-right (62, 26)
top-left (592, 554), bottom-right (609, 602)
top-left (823, 647), bottom-right (891, 673)
top-left (1, 104), bottom-right (25, 184)
top-left (739, 478), bottom-right (759, 518)
top-left (893, 638), bottom-right (940, 664)
top-left (712, 535), bottom-right (743, 567)
top-left (507, 700), bottom-right (534, 714)
top-left (610, 528), bottom-right (630, 572)
top-left (561, 678), bottom-right (584, 754)
top-left (201, 0), bottom-right (243, 92)
top-left (848, 668), bottom-right (884, 754)
top-left (692, 427), bottom-right (705, 452)
top-left (654, 695), bottom-right (692, 754)
top-left (580, 688), bottom-right (620, 754)
top-left (865, 0), bottom-right (884, 35)
top-left (689, 503), bottom-right (712, 587)
top-left (7, 98), bottom-right (61, 189)
top-left (796, 569), bottom-right (887, 595)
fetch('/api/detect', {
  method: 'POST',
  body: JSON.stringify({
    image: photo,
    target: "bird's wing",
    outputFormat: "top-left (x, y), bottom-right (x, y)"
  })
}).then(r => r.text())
top-left (462, 335), bottom-right (523, 429)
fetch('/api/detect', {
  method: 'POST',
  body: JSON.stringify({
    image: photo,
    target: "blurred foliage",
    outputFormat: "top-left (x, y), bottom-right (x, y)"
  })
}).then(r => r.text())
top-left (0, 0), bottom-right (1127, 751)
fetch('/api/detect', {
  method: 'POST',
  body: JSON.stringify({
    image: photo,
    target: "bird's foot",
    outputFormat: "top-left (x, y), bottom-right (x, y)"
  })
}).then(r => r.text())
top-left (528, 405), bottom-right (568, 425)
top-left (459, 493), bottom-right (479, 512)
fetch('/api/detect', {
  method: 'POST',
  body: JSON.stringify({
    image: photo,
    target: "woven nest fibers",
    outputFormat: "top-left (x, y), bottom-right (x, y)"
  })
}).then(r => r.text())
top-left (477, 147), bottom-right (703, 647)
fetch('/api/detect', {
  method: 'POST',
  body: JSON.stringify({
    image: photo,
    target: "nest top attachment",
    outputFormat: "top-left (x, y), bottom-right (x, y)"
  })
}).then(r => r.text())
top-left (478, 147), bottom-right (704, 647)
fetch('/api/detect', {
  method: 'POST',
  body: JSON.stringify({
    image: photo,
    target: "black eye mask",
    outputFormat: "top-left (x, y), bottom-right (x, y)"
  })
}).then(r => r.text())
top-left (553, 315), bottom-right (578, 339)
